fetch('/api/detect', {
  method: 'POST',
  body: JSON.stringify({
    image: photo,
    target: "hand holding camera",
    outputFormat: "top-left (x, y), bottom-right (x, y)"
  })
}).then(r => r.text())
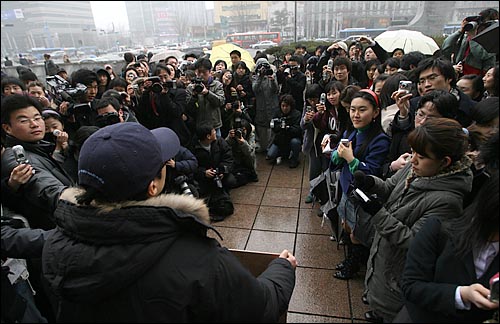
top-left (337, 138), bottom-right (354, 161)
top-left (349, 170), bottom-right (382, 216)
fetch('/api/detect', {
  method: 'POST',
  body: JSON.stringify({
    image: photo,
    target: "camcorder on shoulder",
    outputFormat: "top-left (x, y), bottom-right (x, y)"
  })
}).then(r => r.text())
top-left (46, 75), bottom-right (87, 105)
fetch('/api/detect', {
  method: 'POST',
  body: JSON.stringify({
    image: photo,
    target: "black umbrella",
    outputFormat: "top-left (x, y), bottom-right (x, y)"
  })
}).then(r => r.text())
top-left (472, 21), bottom-right (499, 54)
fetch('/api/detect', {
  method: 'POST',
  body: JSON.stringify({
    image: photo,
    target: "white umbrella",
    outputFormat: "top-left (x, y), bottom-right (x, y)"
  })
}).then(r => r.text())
top-left (375, 29), bottom-right (439, 55)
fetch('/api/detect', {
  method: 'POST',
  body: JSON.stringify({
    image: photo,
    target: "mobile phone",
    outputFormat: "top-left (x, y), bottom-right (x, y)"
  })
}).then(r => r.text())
top-left (398, 80), bottom-right (412, 94)
top-left (306, 105), bottom-right (313, 113)
top-left (12, 145), bottom-right (30, 165)
top-left (490, 273), bottom-right (499, 303)
top-left (319, 93), bottom-right (326, 105)
top-left (340, 138), bottom-right (349, 147)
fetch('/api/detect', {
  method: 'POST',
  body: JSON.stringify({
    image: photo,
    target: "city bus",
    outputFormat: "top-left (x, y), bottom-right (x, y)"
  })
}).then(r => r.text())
top-left (443, 24), bottom-right (461, 37)
top-left (338, 28), bottom-right (387, 40)
top-left (225, 31), bottom-right (281, 48)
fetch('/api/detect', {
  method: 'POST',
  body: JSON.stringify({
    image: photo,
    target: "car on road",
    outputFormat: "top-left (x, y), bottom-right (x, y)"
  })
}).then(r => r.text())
top-left (249, 40), bottom-right (278, 49)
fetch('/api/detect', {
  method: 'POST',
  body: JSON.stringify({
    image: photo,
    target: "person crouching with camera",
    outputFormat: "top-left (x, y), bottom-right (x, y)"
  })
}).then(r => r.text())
top-left (266, 95), bottom-right (302, 168)
top-left (225, 117), bottom-right (258, 187)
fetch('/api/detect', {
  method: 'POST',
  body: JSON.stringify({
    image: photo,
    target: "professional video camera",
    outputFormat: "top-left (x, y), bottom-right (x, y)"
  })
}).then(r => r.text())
top-left (192, 77), bottom-right (205, 93)
top-left (213, 165), bottom-right (230, 189)
top-left (148, 76), bottom-right (177, 93)
top-left (95, 112), bottom-right (120, 128)
top-left (46, 75), bottom-right (87, 105)
top-left (270, 117), bottom-right (288, 129)
top-left (173, 175), bottom-right (194, 196)
top-left (257, 62), bottom-right (273, 76)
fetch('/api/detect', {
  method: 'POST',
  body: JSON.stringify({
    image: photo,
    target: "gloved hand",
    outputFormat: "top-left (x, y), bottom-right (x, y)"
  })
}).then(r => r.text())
top-left (358, 197), bottom-right (383, 216)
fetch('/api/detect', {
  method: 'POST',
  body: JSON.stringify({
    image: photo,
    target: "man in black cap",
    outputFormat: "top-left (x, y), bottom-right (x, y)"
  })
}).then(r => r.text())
top-left (41, 122), bottom-right (296, 322)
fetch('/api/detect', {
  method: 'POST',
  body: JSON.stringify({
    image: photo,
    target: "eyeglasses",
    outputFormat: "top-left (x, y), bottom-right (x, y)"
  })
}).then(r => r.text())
top-left (17, 116), bottom-right (44, 125)
top-left (418, 73), bottom-right (442, 84)
top-left (415, 110), bottom-right (436, 121)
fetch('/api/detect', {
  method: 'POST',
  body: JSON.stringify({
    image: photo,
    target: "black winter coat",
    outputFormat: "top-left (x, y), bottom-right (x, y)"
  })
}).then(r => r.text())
top-left (42, 189), bottom-right (295, 323)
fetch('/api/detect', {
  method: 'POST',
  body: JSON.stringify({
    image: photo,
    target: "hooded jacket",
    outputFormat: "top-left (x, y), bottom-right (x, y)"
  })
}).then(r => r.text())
top-left (42, 188), bottom-right (295, 323)
top-left (364, 156), bottom-right (473, 321)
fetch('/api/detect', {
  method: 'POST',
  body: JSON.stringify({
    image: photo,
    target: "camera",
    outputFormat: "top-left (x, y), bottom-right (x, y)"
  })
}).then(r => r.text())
top-left (52, 129), bottom-right (61, 136)
top-left (270, 117), bottom-right (287, 129)
top-left (306, 105), bottom-right (313, 113)
top-left (192, 77), bottom-right (204, 93)
top-left (398, 80), bottom-right (413, 94)
top-left (213, 165), bottom-right (229, 189)
top-left (258, 63), bottom-right (273, 76)
top-left (46, 75), bottom-right (87, 105)
top-left (151, 79), bottom-right (177, 93)
top-left (95, 112), bottom-right (121, 128)
top-left (340, 138), bottom-right (349, 147)
top-left (173, 175), bottom-right (194, 197)
top-left (319, 93), bottom-right (327, 105)
top-left (331, 48), bottom-right (340, 57)
top-left (233, 117), bottom-right (243, 138)
top-left (12, 145), bottom-right (29, 165)
top-left (464, 15), bottom-right (483, 32)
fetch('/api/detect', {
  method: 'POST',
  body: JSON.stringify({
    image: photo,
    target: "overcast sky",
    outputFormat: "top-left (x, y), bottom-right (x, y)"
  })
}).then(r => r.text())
top-left (90, 1), bottom-right (214, 32)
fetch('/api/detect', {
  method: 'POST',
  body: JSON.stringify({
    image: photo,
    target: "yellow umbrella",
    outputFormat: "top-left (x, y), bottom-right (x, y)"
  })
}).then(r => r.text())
top-left (209, 43), bottom-right (255, 71)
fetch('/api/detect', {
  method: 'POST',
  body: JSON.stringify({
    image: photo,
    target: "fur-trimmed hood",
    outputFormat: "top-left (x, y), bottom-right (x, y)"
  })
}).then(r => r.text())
top-left (61, 187), bottom-right (211, 225)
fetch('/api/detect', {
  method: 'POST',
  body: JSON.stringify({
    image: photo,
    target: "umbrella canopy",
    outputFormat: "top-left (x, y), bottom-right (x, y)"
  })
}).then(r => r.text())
top-left (210, 43), bottom-right (255, 71)
top-left (149, 50), bottom-right (184, 63)
top-left (375, 29), bottom-right (440, 55)
top-left (472, 21), bottom-right (499, 54)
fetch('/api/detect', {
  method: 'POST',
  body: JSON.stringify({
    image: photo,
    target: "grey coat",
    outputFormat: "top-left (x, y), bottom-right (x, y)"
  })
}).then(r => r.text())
top-left (364, 156), bottom-right (473, 321)
top-left (252, 74), bottom-right (280, 128)
top-left (186, 79), bottom-right (225, 130)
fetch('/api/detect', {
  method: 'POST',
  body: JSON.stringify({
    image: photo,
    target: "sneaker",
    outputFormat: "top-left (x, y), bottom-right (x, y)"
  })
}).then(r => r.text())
top-left (305, 194), bottom-right (314, 203)
top-left (288, 159), bottom-right (299, 168)
top-left (276, 157), bottom-right (282, 165)
top-left (209, 213), bottom-right (226, 222)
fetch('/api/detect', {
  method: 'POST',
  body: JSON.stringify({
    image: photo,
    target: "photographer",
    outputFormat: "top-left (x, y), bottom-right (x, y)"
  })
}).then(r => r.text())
top-left (277, 55), bottom-right (306, 111)
top-left (252, 57), bottom-right (280, 153)
top-left (185, 58), bottom-right (225, 138)
top-left (220, 88), bottom-right (252, 140)
top-left (136, 64), bottom-right (192, 146)
top-left (101, 89), bottom-right (138, 124)
top-left (225, 117), bottom-right (258, 187)
top-left (266, 95), bottom-right (302, 168)
top-left (190, 123), bottom-right (237, 220)
top-left (55, 68), bottom-right (98, 135)
top-left (94, 97), bottom-right (124, 128)
top-left (441, 9), bottom-right (497, 76)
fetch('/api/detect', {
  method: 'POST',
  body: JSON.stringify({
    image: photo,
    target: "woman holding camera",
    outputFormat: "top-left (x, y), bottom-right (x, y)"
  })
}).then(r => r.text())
top-left (330, 89), bottom-right (390, 280)
top-left (398, 132), bottom-right (498, 323)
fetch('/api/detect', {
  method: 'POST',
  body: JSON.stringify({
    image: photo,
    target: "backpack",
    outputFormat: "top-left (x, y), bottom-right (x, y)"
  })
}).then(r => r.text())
top-left (207, 189), bottom-right (234, 221)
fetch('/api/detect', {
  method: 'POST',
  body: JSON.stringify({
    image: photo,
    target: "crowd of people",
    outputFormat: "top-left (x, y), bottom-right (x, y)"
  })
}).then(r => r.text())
top-left (1, 7), bottom-right (499, 323)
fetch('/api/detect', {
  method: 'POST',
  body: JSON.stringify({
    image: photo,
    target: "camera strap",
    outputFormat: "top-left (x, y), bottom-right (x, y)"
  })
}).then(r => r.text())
top-left (150, 93), bottom-right (160, 116)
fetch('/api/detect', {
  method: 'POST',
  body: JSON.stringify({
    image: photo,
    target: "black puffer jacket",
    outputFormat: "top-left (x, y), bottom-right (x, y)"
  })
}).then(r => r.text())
top-left (1, 136), bottom-right (74, 229)
top-left (42, 188), bottom-right (295, 323)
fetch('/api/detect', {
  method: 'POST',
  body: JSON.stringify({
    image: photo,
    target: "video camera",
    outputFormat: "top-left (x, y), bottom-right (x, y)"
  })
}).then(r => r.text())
top-left (282, 64), bottom-right (299, 76)
top-left (46, 75), bottom-right (87, 105)
top-left (148, 77), bottom-right (177, 93)
top-left (270, 117), bottom-right (288, 129)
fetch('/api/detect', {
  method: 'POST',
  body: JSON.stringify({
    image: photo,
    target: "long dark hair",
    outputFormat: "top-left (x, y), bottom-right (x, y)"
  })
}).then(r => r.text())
top-left (442, 170), bottom-right (499, 259)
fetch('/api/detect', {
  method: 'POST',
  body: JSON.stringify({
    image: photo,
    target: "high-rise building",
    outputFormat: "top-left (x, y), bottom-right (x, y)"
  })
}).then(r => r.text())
top-left (1, 1), bottom-right (96, 57)
top-left (214, 1), bottom-right (270, 35)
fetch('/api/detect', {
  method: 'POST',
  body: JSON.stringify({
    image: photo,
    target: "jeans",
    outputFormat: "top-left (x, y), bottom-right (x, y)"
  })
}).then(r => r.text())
top-left (267, 138), bottom-right (301, 162)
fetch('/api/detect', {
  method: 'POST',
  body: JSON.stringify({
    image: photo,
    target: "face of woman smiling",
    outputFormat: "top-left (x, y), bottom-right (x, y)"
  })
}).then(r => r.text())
top-left (349, 97), bottom-right (379, 129)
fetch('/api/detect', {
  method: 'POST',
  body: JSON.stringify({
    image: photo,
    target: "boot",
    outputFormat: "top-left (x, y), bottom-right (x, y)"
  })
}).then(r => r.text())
top-left (334, 243), bottom-right (366, 280)
top-left (335, 232), bottom-right (352, 270)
